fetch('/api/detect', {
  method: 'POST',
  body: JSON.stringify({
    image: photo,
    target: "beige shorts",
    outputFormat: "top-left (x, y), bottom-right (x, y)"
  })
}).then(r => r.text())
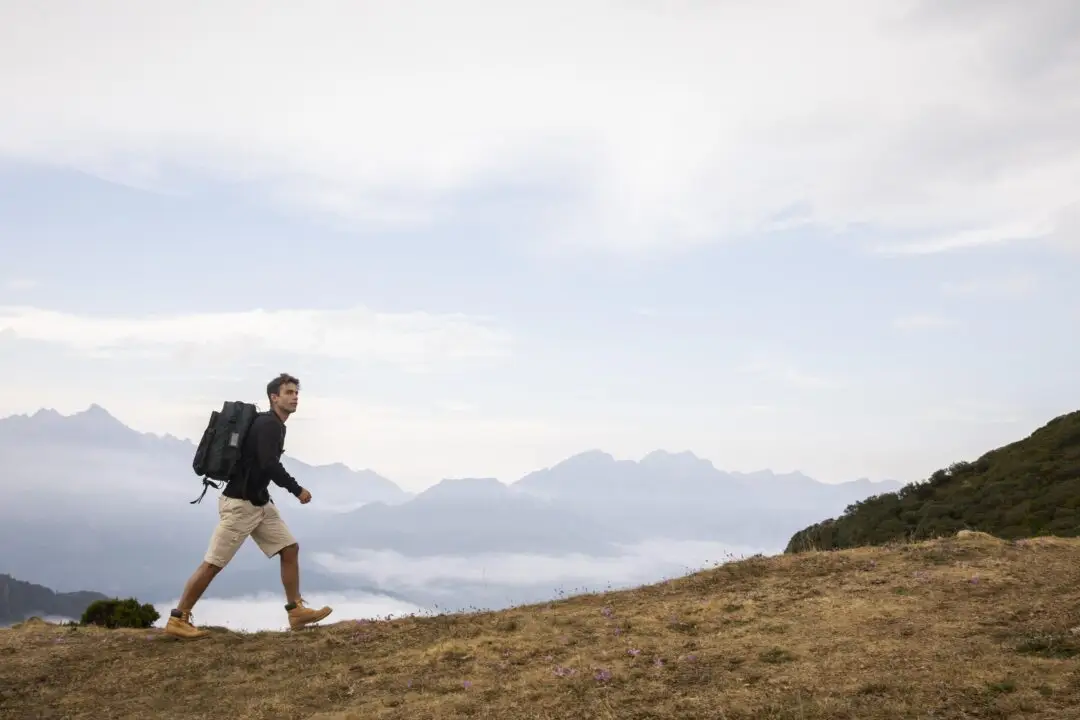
top-left (204, 495), bottom-right (297, 568)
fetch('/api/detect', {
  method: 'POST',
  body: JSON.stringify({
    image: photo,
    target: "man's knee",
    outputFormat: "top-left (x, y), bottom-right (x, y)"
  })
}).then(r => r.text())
top-left (201, 561), bottom-right (224, 575)
top-left (277, 542), bottom-right (299, 558)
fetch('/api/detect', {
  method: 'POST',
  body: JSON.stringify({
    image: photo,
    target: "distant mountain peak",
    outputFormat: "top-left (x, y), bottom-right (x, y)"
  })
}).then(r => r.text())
top-left (72, 403), bottom-right (124, 423)
top-left (416, 476), bottom-right (509, 502)
top-left (555, 449), bottom-right (616, 467)
top-left (640, 449), bottom-right (715, 468)
top-left (431, 477), bottom-right (505, 490)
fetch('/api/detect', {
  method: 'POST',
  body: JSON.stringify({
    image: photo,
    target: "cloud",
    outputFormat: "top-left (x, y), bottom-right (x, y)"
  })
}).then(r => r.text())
top-left (3, 278), bottom-right (37, 292)
top-left (1045, 201), bottom-right (1080, 253)
top-left (312, 539), bottom-right (772, 592)
top-left (875, 219), bottom-right (1055, 256)
top-left (893, 314), bottom-right (956, 331)
top-left (151, 592), bottom-right (425, 632)
top-left (941, 272), bottom-right (1038, 297)
top-left (0, 305), bottom-right (511, 372)
top-left (0, 1), bottom-right (1077, 255)
top-left (917, 405), bottom-right (1026, 426)
top-left (736, 359), bottom-right (841, 390)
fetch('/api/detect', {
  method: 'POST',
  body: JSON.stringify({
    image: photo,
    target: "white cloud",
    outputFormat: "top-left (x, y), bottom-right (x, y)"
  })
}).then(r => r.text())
top-left (736, 358), bottom-right (841, 390)
top-left (3, 278), bottom-right (37, 292)
top-left (152, 591), bottom-right (425, 632)
top-left (893, 313), bottom-right (956, 331)
top-left (146, 540), bottom-right (772, 630)
top-left (1046, 201), bottom-right (1080, 254)
top-left (313, 539), bottom-right (773, 591)
top-left (917, 404), bottom-right (1026, 426)
top-left (0, 304), bottom-right (511, 372)
top-left (875, 219), bottom-right (1056, 256)
top-left (0, 1), bottom-right (1077, 255)
top-left (941, 272), bottom-right (1038, 297)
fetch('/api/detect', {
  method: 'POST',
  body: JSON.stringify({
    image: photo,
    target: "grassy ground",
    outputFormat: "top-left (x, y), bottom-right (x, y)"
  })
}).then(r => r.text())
top-left (4, 531), bottom-right (1080, 719)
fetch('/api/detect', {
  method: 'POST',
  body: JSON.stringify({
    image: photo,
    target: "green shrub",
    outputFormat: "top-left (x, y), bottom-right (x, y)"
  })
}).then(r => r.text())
top-left (80, 597), bottom-right (160, 629)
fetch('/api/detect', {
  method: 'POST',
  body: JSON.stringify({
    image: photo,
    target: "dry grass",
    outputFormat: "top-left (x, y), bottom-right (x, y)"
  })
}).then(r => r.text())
top-left (4, 531), bottom-right (1080, 719)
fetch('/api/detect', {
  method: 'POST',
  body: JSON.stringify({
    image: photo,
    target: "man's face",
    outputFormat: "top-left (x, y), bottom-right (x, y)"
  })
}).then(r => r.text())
top-left (272, 382), bottom-right (300, 415)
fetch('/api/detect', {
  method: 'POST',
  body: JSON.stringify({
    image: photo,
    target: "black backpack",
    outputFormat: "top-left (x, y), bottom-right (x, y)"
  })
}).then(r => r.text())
top-left (190, 401), bottom-right (259, 504)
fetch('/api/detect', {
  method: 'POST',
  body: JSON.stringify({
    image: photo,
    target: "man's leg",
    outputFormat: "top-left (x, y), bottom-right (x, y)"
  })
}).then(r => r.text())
top-left (176, 561), bottom-right (223, 614)
top-left (164, 496), bottom-right (258, 640)
top-left (278, 542), bottom-right (301, 606)
top-left (252, 503), bottom-right (332, 629)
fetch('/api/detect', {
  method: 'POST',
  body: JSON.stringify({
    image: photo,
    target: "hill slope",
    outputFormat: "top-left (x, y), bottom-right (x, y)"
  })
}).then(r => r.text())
top-left (0, 574), bottom-right (107, 626)
top-left (4, 533), bottom-right (1080, 719)
top-left (786, 410), bottom-right (1080, 554)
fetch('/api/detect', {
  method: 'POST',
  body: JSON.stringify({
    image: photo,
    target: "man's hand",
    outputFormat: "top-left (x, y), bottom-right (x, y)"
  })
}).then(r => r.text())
top-left (297, 488), bottom-right (312, 504)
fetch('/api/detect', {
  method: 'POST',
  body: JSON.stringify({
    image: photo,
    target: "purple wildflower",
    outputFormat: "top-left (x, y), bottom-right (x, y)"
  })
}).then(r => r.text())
top-left (594, 668), bottom-right (612, 683)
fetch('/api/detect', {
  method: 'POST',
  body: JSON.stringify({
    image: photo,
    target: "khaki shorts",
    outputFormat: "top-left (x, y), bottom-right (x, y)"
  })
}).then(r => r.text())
top-left (204, 495), bottom-right (297, 568)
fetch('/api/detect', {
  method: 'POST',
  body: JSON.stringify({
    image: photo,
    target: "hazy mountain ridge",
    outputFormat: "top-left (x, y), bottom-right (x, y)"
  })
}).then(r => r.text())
top-left (0, 405), bottom-right (412, 507)
top-left (1, 405), bottom-right (902, 608)
top-left (0, 573), bottom-right (107, 626)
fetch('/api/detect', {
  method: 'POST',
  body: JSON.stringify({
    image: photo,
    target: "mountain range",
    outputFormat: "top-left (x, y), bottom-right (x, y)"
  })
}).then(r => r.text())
top-left (0, 573), bottom-right (108, 627)
top-left (1, 405), bottom-right (902, 609)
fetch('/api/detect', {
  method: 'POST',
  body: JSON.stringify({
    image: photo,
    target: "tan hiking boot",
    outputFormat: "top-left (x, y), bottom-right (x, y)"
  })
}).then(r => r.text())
top-left (164, 609), bottom-right (210, 640)
top-left (287, 598), bottom-right (332, 630)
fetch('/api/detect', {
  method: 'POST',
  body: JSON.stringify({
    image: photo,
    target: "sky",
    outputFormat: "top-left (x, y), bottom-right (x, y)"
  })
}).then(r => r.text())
top-left (0, 0), bottom-right (1077, 492)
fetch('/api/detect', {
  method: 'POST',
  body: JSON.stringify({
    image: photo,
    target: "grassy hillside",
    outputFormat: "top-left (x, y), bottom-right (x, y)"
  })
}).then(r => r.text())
top-left (0, 574), bottom-right (107, 626)
top-left (786, 410), bottom-right (1080, 554)
top-left (4, 533), bottom-right (1080, 719)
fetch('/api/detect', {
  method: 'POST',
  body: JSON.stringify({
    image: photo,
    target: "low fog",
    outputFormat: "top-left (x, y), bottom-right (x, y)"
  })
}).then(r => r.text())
top-left (151, 592), bottom-right (426, 632)
top-left (314, 538), bottom-right (771, 592)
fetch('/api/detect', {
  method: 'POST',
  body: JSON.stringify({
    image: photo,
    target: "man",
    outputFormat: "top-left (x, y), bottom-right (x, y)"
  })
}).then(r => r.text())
top-left (164, 373), bottom-right (333, 639)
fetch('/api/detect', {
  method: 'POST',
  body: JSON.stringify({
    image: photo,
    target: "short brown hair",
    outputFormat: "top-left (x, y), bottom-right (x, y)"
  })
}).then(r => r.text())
top-left (267, 373), bottom-right (300, 402)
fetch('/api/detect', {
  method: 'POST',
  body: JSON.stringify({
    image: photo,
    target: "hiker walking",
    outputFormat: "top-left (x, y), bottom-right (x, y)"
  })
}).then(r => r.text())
top-left (165, 373), bottom-right (332, 639)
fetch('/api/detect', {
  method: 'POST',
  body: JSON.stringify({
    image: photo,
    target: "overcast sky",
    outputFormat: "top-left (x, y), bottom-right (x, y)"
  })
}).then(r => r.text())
top-left (1, 1), bottom-right (1077, 491)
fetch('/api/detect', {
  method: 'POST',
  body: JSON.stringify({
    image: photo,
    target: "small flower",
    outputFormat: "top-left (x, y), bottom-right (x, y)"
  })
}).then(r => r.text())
top-left (594, 668), bottom-right (612, 683)
top-left (463, 680), bottom-right (472, 690)
top-left (601, 606), bottom-right (614, 618)
top-left (627, 648), bottom-right (641, 656)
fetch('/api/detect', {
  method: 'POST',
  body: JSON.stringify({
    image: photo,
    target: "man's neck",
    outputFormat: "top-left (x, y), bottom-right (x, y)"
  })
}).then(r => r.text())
top-left (272, 408), bottom-right (288, 423)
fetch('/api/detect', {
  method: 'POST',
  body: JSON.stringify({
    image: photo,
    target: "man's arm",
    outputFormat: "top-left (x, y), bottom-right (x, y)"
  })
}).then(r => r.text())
top-left (251, 419), bottom-right (304, 497)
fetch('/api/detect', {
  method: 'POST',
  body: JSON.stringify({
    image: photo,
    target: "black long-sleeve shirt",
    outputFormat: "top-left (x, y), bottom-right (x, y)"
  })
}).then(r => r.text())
top-left (223, 411), bottom-right (303, 506)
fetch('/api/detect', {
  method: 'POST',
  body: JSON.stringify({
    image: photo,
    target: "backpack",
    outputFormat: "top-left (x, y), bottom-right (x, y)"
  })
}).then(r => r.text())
top-left (190, 401), bottom-right (260, 504)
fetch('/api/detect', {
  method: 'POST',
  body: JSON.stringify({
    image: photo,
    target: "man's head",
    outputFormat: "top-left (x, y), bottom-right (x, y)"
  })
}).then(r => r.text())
top-left (267, 373), bottom-right (300, 418)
